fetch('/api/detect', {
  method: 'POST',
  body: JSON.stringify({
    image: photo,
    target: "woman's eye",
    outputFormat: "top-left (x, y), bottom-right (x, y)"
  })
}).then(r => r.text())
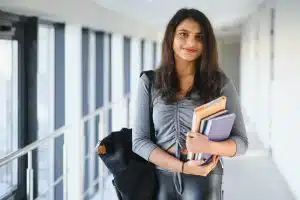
top-left (179, 32), bottom-right (187, 37)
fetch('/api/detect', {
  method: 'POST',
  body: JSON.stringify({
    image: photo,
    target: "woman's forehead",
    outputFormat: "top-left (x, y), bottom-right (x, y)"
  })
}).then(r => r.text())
top-left (176, 19), bottom-right (202, 33)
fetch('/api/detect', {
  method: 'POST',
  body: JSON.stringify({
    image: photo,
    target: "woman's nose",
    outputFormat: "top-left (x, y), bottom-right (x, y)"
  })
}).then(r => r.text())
top-left (186, 36), bottom-right (197, 46)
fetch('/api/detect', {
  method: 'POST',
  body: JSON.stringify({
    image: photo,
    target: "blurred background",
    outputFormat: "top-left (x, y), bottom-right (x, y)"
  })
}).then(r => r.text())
top-left (0, 0), bottom-right (299, 199)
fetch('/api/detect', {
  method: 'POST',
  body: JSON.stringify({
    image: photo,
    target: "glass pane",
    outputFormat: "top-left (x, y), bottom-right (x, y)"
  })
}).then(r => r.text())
top-left (37, 24), bottom-right (55, 200)
top-left (35, 190), bottom-right (51, 200)
top-left (0, 39), bottom-right (18, 197)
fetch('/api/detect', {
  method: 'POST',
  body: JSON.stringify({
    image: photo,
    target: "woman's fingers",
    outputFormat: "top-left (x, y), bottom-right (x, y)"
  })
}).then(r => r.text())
top-left (210, 155), bottom-right (220, 166)
top-left (185, 155), bottom-right (220, 176)
top-left (187, 160), bottom-right (203, 166)
top-left (200, 155), bottom-right (220, 176)
top-left (186, 131), bottom-right (199, 138)
top-left (186, 131), bottom-right (194, 138)
top-left (211, 155), bottom-right (220, 170)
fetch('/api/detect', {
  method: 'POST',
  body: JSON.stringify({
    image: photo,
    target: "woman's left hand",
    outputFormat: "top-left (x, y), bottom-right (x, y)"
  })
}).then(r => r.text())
top-left (186, 131), bottom-right (211, 153)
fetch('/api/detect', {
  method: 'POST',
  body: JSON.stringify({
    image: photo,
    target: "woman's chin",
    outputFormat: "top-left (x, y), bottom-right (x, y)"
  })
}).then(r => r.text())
top-left (179, 56), bottom-right (198, 62)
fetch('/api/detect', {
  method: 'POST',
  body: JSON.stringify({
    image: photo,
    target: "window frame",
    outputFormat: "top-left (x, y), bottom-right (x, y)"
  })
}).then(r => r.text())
top-left (0, 10), bottom-right (38, 200)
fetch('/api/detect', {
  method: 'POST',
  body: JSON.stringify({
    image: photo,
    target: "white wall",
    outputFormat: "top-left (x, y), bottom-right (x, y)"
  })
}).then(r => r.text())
top-left (129, 38), bottom-right (142, 127)
top-left (239, 3), bottom-right (272, 144)
top-left (240, 18), bottom-right (256, 134)
top-left (155, 42), bottom-right (162, 67)
top-left (271, 0), bottom-right (300, 198)
top-left (144, 40), bottom-right (154, 70)
top-left (241, 2), bottom-right (273, 146)
top-left (103, 33), bottom-right (110, 137)
top-left (240, 0), bottom-right (300, 198)
top-left (255, 5), bottom-right (273, 149)
top-left (88, 31), bottom-right (96, 195)
top-left (217, 37), bottom-right (241, 93)
top-left (64, 24), bottom-right (83, 200)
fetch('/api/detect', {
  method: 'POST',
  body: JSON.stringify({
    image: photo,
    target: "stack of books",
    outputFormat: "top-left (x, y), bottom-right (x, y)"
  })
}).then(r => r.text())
top-left (188, 96), bottom-right (236, 164)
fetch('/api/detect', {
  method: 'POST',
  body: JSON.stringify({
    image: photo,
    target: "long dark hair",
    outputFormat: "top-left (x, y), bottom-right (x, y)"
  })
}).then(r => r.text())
top-left (155, 8), bottom-right (227, 103)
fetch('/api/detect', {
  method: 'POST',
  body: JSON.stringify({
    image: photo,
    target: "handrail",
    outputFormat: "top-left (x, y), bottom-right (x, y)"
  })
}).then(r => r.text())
top-left (0, 124), bottom-right (69, 166)
top-left (0, 94), bottom-right (130, 167)
top-left (81, 93), bottom-right (130, 123)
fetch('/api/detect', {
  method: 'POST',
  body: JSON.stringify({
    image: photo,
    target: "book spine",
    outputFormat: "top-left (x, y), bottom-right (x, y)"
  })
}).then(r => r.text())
top-left (188, 111), bottom-right (198, 160)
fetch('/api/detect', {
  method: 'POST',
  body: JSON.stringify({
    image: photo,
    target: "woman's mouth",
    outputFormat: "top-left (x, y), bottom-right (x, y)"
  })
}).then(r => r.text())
top-left (183, 48), bottom-right (198, 53)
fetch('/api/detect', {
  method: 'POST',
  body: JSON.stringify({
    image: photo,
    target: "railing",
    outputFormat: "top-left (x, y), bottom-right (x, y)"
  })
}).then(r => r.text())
top-left (80, 94), bottom-right (131, 200)
top-left (0, 94), bottom-right (131, 200)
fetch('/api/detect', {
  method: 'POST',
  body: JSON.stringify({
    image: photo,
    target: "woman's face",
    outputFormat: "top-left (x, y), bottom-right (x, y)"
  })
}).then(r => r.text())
top-left (173, 18), bottom-right (204, 62)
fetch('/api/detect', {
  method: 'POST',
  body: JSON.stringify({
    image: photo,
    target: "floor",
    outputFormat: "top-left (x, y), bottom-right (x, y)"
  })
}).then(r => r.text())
top-left (92, 131), bottom-right (296, 200)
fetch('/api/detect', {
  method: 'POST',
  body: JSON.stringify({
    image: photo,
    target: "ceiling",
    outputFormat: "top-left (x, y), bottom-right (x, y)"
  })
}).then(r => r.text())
top-left (0, 0), bottom-right (265, 40)
top-left (92, 0), bottom-right (264, 35)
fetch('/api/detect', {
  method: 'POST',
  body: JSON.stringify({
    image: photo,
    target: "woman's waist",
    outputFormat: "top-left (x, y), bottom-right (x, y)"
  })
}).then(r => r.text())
top-left (166, 145), bottom-right (189, 155)
top-left (155, 137), bottom-right (188, 154)
top-left (155, 160), bottom-right (224, 175)
top-left (164, 145), bottom-right (224, 175)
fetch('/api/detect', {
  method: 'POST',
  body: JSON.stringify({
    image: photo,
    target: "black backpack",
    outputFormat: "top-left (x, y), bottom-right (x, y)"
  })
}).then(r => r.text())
top-left (96, 70), bottom-right (157, 200)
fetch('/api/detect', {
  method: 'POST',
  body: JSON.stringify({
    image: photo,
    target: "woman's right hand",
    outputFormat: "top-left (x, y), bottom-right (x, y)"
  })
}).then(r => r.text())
top-left (182, 155), bottom-right (220, 176)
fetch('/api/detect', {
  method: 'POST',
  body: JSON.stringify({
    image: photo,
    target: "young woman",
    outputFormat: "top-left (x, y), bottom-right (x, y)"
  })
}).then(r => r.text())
top-left (132, 8), bottom-right (248, 200)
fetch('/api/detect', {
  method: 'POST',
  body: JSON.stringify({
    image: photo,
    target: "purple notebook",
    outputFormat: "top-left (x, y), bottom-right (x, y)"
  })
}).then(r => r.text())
top-left (200, 113), bottom-right (236, 164)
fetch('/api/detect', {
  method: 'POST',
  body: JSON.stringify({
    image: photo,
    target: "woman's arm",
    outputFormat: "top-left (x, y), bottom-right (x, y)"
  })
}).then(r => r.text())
top-left (186, 132), bottom-right (237, 157)
top-left (149, 148), bottom-right (184, 172)
top-left (221, 79), bottom-right (248, 156)
top-left (132, 74), bottom-right (186, 172)
top-left (208, 139), bottom-right (237, 157)
top-left (150, 148), bottom-right (220, 176)
top-left (132, 74), bottom-right (158, 160)
top-left (186, 79), bottom-right (248, 157)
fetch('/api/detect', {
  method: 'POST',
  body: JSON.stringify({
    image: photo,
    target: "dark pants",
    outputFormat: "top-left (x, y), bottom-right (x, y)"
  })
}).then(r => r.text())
top-left (156, 169), bottom-right (223, 200)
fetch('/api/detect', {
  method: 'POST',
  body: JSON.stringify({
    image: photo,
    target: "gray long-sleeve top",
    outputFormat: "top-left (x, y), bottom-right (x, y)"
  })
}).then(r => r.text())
top-left (132, 72), bottom-right (248, 174)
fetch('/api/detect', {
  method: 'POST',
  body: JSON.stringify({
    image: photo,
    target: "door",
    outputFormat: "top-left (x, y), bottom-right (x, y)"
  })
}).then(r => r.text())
top-left (268, 6), bottom-right (276, 153)
top-left (0, 11), bottom-right (23, 200)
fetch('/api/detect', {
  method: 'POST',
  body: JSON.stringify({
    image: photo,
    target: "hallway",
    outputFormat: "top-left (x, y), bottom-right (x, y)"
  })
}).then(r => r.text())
top-left (0, 0), bottom-right (300, 199)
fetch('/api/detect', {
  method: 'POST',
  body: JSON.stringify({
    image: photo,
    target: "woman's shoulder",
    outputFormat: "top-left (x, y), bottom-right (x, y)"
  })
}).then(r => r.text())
top-left (214, 68), bottom-right (229, 87)
top-left (218, 70), bottom-right (239, 96)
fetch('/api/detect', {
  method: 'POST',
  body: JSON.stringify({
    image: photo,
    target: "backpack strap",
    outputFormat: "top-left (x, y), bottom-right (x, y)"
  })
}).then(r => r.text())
top-left (139, 70), bottom-right (156, 141)
top-left (139, 70), bottom-right (155, 91)
top-left (139, 70), bottom-right (155, 106)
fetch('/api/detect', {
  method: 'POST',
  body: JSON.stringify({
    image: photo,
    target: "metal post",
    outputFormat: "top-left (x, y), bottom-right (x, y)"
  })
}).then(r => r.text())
top-left (63, 144), bottom-right (68, 200)
top-left (49, 138), bottom-right (55, 200)
top-left (79, 120), bottom-right (85, 200)
top-left (98, 110), bottom-right (105, 200)
top-left (26, 151), bottom-right (34, 200)
top-left (127, 96), bottom-right (130, 128)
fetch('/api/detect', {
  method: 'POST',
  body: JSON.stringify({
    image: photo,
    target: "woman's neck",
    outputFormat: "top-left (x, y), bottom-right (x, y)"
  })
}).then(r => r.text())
top-left (174, 56), bottom-right (196, 98)
top-left (175, 57), bottom-right (196, 78)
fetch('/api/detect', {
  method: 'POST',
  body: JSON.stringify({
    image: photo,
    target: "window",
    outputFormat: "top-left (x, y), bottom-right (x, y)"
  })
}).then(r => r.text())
top-left (123, 36), bottom-right (131, 127)
top-left (36, 22), bottom-right (66, 200)
top-left (82, 28), bottom-right (108, 200)
top-left (53, 23), bottom-right (65, 200)
top-left (123, 36), bottom-right (131, 95)
top-left (94, 31), bottom-right (105, 194)
top-left (81, 28), bottom-right (90, 199)
top-left (82, 29), bottom-right (107, 199)
top-left (0, 38), bottom-right (18, 199)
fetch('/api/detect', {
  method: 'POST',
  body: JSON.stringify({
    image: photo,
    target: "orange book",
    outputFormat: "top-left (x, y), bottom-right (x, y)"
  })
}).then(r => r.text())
top-left (187, 96), bottom-right (227, 160)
